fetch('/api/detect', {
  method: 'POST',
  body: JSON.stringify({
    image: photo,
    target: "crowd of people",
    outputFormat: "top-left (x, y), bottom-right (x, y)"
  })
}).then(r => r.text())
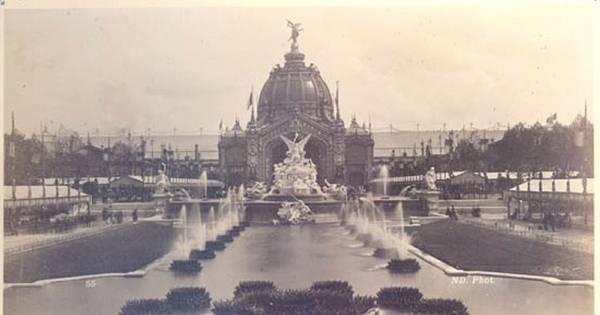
top-left (97, 185), bottom-right (154, 203)
top-left (101, 207), bottom-right (139, 225)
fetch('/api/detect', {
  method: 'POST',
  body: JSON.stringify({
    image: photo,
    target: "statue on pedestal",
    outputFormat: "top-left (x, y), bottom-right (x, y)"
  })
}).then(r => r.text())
top-left (424, 167), bottom-right (438, 190)
top-left (155, 163), bottom-right (171, 193)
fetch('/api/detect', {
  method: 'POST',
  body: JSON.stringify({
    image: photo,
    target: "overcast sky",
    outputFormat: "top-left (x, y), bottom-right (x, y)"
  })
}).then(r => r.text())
top-left (4, 4), bottom-right (596, 136)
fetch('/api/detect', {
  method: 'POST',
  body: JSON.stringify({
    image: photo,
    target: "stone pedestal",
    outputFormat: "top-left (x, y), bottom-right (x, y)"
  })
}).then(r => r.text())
top-left (417, 190), bottom-right (441, 216)
top-left (153, 193), bottom-right (172, 215)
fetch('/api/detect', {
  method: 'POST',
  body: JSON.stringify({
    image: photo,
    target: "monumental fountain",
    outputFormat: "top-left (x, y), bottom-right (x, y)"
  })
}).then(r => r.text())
top-left (264, 133), bottom-right (326, 201)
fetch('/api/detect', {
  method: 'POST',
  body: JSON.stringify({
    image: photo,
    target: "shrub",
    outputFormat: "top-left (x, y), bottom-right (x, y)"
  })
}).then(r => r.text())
top-left (312, 289), bottom-right (354, 315)
top-left (364, 239), bottom-right (384, 248)
top-left (373, 248), bottom-right (399, 259)
top-left (376, 287), bottom-right (423, 310)
top-left (118, 299), bottom-right (171, 315)
top-left (206, 240), bottom-right (226, 251)
top-left (212, 300), bottom-right (236, 315)
top-left (415, 298), bottom-right (469, 315)
top-left (268, 289), bottom-right (317, 315)
top-left (386, 258), bottom-right (421, 273)
top-left (352, 295), bottom-right (377, 315)
top-left (234, 290), bottom-right (275, 311)
top-left (232, 225), bottom-right (245, 232)
top-left (216, 234), bottom-right (234, 243)
top-left (189, 249), bottom-right (216, 260)
top-left (355, 233), bottom-right (372, 243)
top-left (169, 259), bottom-right (202, 273)
top-left (166, 286), bottom-right (211, 311)
top-left (233, 281), bottom-right (277, 298)
top-left (345, 225), bottom-right (357, 234)
top-left (310, 280), bottom-right (354, 298)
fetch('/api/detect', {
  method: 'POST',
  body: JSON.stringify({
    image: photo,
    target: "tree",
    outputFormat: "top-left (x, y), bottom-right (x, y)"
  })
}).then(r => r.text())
top-left (488, 117), bottom-right (593, 175)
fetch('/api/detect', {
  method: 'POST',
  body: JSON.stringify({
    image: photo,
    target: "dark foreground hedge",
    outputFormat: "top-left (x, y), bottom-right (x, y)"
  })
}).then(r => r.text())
top-left (166, 287), bottom-right (212, 311)
top-left (376, 287), bottom-right (469, 314)
top-left (119, 287), bottom-right (211, 315)
top-left (119, 299), bottom-right (171, 315)
top-left (120, 282), bottom-right (468, 315)
top-left (310, 280), bottom-right (354, 298)
top-left (415, 298), bottom-right (469, 315)
top-left (233, 281), bottom-right (277, 298)
top-left (214, 280), bottom-right (375, 315)
top-left (377, 287), bottom-right (423, 310)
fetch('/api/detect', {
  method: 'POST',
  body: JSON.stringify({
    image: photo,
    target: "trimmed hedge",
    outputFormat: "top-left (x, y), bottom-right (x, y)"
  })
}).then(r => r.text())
top-left (376, 287), bottom-right (423, 310)
top-left (120, 287), bottom-right (212, 315)
top-left (386, 258), bottom-right (421, 273)
top-left (217, 234), bottom-right (235, 243)
top-left (227, 229), bottom-right (241, 237)
top-left (166, 286), bottom-right (211, 311)
top-left (268, 289), bottom-right (318, 315)
top-left (207, 281), bottom-right (466, 315)
top-left (415, 298), bottom-right (469, 315)
top-left (364, 239), bottom-right (384, 248)
top-left (310, 280), bottom-right (354, 298)
top-left (345, 225), bottom-right (358, 234)
top-left (169, 259), bottom-right (202, 273)
top-left (312, 290), bottom-right (354, 315)
top-left (355, 233), bottom-right (372, 243)
top-left (233, 281), bottom-right (277, 298)
top-left (234, 290), bottom-right (275, 311)
top-left (226, 285), bottom-right (376, 315)
top-left (373, 248), bottom-right (399, 259)
top-left (352, 295), bottom-right (377, 314)
top-left (212, 300), bottom-right (236, 315)
top-left (206, 240), bottom-right (226, 251)
top-left (189, 249), bottom-right (216, 260)
top-left (118, 299), bottom-right (171, 315)
top-left (232, 225), bottom-right (245, 232)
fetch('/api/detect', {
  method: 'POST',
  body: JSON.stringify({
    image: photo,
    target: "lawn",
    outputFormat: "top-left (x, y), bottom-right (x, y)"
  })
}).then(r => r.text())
top-left (411, 219), bottom-right (593, 281)
top-left (4, 222), bottom-right (178, 283)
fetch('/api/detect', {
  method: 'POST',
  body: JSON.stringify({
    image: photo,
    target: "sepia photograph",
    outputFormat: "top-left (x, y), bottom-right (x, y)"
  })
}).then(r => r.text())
top-left (2, 1), bottom-right (596, 314)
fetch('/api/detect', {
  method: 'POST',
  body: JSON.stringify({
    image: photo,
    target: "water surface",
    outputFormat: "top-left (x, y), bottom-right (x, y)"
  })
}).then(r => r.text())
top-left (4, 224), bottom-right (593, 315)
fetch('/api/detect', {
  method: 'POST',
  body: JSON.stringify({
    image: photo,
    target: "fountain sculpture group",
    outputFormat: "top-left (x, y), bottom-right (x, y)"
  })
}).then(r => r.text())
top-left (153, 132), bottom-right (431, 271)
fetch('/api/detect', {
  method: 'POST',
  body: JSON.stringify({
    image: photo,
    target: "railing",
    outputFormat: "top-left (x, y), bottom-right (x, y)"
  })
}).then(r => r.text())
top-left (4, 223), bottom-right (131, 256)
top-left (462, 218), bottom-right (593, 254)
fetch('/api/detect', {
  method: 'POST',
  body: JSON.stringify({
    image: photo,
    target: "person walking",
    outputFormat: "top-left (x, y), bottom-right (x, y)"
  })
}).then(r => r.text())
top-left (132, 209), bottom-right (138, 223)
top-left (549, 213), bottom-right (556, 232)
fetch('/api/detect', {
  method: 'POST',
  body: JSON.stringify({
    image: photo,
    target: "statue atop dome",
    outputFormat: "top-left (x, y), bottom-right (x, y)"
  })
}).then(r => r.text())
top-left (287, 20), bottom-right (303, 43)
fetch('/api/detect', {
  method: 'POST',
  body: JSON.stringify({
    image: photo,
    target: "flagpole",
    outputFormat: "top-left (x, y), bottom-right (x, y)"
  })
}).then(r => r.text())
top-left (583, 100), bottom-right (587, 177)
top-left (335, 81), bottom-right (340, 121)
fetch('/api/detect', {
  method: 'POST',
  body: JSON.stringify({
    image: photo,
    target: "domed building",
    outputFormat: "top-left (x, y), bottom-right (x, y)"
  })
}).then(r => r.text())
top-left (218, 28), bottom-right (373, 188)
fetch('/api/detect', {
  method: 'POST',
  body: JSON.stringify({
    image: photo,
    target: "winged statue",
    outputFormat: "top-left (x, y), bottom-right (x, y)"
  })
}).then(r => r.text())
top-left (287, 20), bottom-right (303, 43)
top-left (280, 133), bottom-right (311, 162)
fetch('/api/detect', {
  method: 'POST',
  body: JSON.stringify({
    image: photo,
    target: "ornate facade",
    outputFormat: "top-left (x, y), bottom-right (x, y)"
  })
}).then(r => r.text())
top-left (218, 30), bottom-right (373, 188)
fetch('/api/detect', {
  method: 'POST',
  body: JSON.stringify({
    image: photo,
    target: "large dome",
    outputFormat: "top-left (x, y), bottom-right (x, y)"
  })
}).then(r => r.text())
top-left (257, 45), bottom-right (334, 126)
